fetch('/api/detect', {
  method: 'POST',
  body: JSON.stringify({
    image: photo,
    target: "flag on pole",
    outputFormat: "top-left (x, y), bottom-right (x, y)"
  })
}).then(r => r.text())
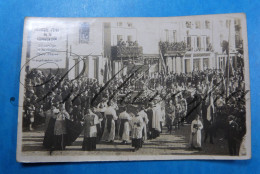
top-left (103, 62), bottom-right (108, 83)
top-left (225, 20), bottom-right (233, 98)
top-left (224, 57), bottom-right (233, 78)
top-left (159, 49), bottom-right (166, 74)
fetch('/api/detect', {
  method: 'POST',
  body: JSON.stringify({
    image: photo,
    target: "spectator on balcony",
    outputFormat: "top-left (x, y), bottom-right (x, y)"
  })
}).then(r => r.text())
top-left (128, 41), bottom-right (133, 46)
top-left (207, 43), bottom-right (213, 52)
top-left (118, 39), bottom-right (126, 46)
top-left (121, 41), bottom-right (126, 47)
top-left (133, 40), bottom-right (138, 46)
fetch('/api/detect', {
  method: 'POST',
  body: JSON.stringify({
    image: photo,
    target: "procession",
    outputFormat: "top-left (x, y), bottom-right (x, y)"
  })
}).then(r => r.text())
top-left (22, 62), bottom-right (246, 155)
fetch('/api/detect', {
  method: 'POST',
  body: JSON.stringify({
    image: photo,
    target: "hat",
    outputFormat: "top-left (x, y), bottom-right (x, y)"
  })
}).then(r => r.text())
top-left (228, 115), bottom-right (235, 120)
top-left (53, 108), bottom-right (60, 114)
top-left (154, 96), bottom-right (160, 100)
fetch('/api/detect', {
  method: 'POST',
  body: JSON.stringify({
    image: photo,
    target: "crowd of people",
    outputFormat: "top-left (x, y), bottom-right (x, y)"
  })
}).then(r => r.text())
top-left (159, 41), bottom-right (214, 52)
top-left (117, 39), bottom-right (139, 47)
top-left (159, 41), bottom-right (187, 53)
top-left (22, 62), bottom-right (247, 155)
top-left (145, 68), bottom-right (246, 154)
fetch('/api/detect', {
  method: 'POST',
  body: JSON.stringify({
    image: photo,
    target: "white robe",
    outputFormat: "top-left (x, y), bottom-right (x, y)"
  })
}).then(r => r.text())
top-left (138, 110), bottom-right (149, 140)
top-left (131, 116), bottom-right (144, 139)
top-left (190, 119), bottom-right (203, 148)
top-left (152, 105), bottom-right (163, 132)
top-left (83, 113), bottom-right (99, 138)
top-left (101, 106), bottom-right (118, 141)
top-left (119, 111), bottom-right (131, 141)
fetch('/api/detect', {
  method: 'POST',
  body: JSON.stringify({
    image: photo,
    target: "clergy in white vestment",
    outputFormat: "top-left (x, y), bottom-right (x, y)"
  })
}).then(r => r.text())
top-left (137, 107), bottom-right (149, 141)
top-left (151, 103), bottom-right (163, 138)
top-left (118, 107), bottom-right (132, 144)
top-left (101, 102), bottom-right (118, 142)
top-left (131, 112), bottom-right (144, 151)
top-left (190, 115), bottom-right (203, 149)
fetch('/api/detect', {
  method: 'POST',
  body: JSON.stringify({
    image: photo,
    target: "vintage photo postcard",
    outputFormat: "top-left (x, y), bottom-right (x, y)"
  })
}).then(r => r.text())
top-left (17, 13), bottom-right (251, 162)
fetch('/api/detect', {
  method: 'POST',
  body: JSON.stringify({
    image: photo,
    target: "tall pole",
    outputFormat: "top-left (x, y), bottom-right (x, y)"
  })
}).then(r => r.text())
top-left (66, 34), bottom-right (69, 78)
top-left (121, 57), bottom-right (123, 78)
top-left (226, 20), bottom-right (231, 98)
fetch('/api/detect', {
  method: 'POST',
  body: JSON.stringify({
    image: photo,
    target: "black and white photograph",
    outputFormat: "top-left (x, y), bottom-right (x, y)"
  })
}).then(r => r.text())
top-left (17, 13), bottom-right (251, 162)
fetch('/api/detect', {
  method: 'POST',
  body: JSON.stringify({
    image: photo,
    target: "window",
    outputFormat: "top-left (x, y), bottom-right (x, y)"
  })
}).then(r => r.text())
top-left (197, 36), bottom-right (201, 50)
top-left (186, 21), bottom-right (192, 28)
top-left (220, 34), bottom-right (223, 46)
top-left (235, 35), bottom-right (240, 48)
top-left (187, 36), bottom-right (191, 50)
top-left (193, 59), bottom-right (201, 71)
top-left (226, 20), bottom-right (229, 28)
top-left (127, 35), bottom-right (132, 42)
top-left (173, 31), bottom-right (177, 42)
top-left (127, 22), bottom-right (133, 27)
top-left (195, 21), bottom-right (201, 29)
top-left (165, 29), bottom-right (169, 42)
top-left (206, 36), bottom-right (210, 45)
top-left (203, 58), bottom-right (209, 70)
top-left (206, 36), bottom-right (211, 51)
top-left (169, 30), bottom-right (177, 42)
top-left (205, 20), bottom-right (210, 29)
top-left (117, 22), bottom-right (123, 27)
top-left (117, 35), bottom-right (123, 42)
top-left (93, 58), bottom-right (98, 79)
top-left (219, 20), bottom-right (223, 27)
top-left (79, 23), bottom-right (90, 44)
top-left (165, 30), bottom-right (176, 42)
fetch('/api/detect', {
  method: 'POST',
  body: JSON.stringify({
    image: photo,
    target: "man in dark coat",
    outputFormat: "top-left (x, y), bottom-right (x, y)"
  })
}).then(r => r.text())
top-left (227, 115), bottom-right (239, 156)
top-left (203, 104), bottom-right (214, 144)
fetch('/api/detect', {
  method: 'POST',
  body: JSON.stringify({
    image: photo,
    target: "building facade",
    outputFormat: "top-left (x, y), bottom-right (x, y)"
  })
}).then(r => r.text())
top-left (28, 16), bottom-right (242, 85)
top-left (159, 16), bottom-right (240, 74)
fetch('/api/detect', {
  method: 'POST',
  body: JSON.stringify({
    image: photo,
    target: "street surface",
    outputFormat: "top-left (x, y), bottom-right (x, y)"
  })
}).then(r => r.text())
top-left (22, 124), bottom-right (229, 156)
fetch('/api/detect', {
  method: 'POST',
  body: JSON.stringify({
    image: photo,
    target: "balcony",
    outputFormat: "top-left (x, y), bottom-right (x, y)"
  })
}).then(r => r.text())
top-left (111, 46), bottom-right (143, 60)
top-left (159, 41), bottom-right (187, 56)
top-left (159, 41), bottom-right (214, 57)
